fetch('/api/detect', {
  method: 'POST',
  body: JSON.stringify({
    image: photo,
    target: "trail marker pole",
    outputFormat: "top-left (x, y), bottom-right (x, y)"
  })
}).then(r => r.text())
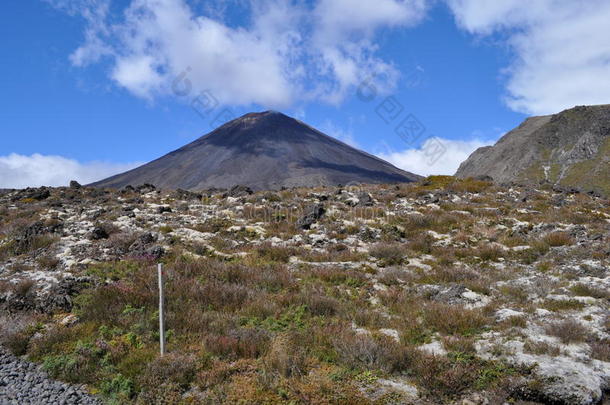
top-left (158, 263), bottom-right (165, 356)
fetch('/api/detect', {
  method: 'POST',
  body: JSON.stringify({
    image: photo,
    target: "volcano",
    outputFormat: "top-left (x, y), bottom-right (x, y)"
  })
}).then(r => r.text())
top-left (91, 111), bottom-right (421, 191)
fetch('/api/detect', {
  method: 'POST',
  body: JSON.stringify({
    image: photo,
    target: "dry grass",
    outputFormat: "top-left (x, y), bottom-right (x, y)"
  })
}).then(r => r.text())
top-left (423, 303), bottom-right (489, 336)
top-left (135, 353), bottom-right (198, 404)
top-left (377, 267), bottom-right (411, 286)
top-left (406, 233), bottom-right (435, 254)
top-left (36, 254), bottom-right (60, 269)
top-left (13, 279), bottom-right (36, 297)
top-left (262, 334), bottom-right (307, 378)
top-left (299, 244), bottom-right (366, 263)
top-left (542, 299), bottom-right (585, 312)
top-left (543, 232), bottom-right (574, 247)
top-left (412, 352), bottom-right (479, 399)
top-left (0, 314), bottom-right (44, 356)
top-left (191, 218), bottom-right (233, 234)
top-left (333, 330), bottom-right (414, 373)
top-left (590, 340), bottom-right (610, 362)
top-left (475, 244), bottom-right (506, 262)
top-left (308, 266), bottom-right (368, 288)
top-left (544, 319), bottom-right (590, 344)
top-left (570, 283), bottom-right (609, 299)
top-left (369, 243), bottom-right (406, 266)
top-left (254, 243), bottom-right (299, 263)
top-left (205, 329), bottom-right (270, 360)
top-left (523, 340), bottom-right (562, 356)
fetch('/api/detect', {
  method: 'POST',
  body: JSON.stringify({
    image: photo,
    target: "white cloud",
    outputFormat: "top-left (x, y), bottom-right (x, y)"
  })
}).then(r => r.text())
top-left (377, 137), bottom-right (493, 176)
top-left (314, 0), bottom-right (426, 40)
top-left (310, 0), bottom-right (427, 103)
top-left (44, 0), bottom-right (113, 66)
top-left (49, 0), bottom-right (428, 107)
top-left (446, 0), bottom-right (610, 115)
top-left (47, 0), bottom-right (610, 114)
top-left (0, 154), bottom-right (141, 189)
top-left (112, 55), bottom-right (164, 99)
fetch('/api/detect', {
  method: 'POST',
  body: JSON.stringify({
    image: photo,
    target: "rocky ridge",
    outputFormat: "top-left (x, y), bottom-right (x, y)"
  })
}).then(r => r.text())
top-left (456, 104), bottom-right (610, 197)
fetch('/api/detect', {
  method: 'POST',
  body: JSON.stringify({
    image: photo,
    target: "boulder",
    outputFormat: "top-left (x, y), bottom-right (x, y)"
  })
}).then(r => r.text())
top-left (356, 192), bottom-right (375, 206)
top-left (173, 188), bottom-right (203, 201)
top-left (297, 204), bottom-right (325, 229)
top-left (90, 227), bottom-right (109, 240)
top-left (224, 185), bottom-right (254, 198)
top-left (69, 180), bottom-right (82, 189)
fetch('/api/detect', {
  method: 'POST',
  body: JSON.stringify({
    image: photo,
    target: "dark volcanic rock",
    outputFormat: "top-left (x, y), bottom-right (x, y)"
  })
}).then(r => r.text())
top-left (11, 187), bottom-right (51, 202)
top-left (90, 227), bottom-right (109, 241)
top-left (0, 276), bottom-right (93, 314)
top-left (0, 347), bottom-right (102, 404)
top-left (157, 206), bottom-right (172, 214)
top-left (297, 203), bottom-right (326, 229)
top-left (136, 184), bottom-right (157, 193)
top-left (69, 180), bottom-right (82, 189)
top-left (356, 192), bottom-right (375, 206)
top-left (174, 188), bottom-right (203, 201)
top-left (13, 221), bottom-right (61, 254)
top-left (90, 111), bottom-right (421, 191)
top-left (128, 233), bottom-right (164, 260)
top-left (121, 185), bottom-right (136, 194)
top-left (224, 185), bottom-right (254, 198)
top-left (13, 222), bottom-right (46, 253)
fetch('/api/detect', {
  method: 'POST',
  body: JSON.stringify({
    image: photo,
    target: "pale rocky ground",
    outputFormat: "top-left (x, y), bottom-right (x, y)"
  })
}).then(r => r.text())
top-left (0, 179), bottom-right (608, 404)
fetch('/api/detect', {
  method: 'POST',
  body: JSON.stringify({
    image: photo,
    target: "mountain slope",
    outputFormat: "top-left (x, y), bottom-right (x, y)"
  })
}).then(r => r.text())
top-left (456, 105), bottom-right (610, 196)
top-left (91, 111), bottom-right (421, 191)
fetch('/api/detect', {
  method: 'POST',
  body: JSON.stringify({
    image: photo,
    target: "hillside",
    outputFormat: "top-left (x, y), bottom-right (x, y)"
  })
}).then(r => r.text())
top-left (456, 105), bottom-right (610, 196)
top-left (91, 111), bottom-right (421, 191)
top-left (1, 179), bottom-right (608, 404)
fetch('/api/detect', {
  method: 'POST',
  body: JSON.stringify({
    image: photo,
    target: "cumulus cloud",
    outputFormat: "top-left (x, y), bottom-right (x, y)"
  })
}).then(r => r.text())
top-left (377, 137), bottom-right (493, 176)
top-left (446, 0), bottom-right (610, 115)
top-left (44, 0), bottom-right (113, 66)
top-left (48, 0), bottom-right (610, 114)
top-left (48, 0), bottom-right (428, 107)
top-left (0, 154), bottom-right (141, 189)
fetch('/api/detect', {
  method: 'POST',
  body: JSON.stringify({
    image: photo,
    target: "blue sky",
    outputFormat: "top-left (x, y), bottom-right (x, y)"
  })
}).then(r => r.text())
top-left (1, 0), bottom-right (609, 188)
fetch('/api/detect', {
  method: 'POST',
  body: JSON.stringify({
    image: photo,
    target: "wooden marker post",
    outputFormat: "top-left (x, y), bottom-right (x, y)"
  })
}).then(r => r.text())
top-left (158, 263), bottom-right (165, 356)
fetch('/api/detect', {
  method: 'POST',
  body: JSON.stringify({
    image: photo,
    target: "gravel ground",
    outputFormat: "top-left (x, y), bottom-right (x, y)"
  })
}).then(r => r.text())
top-left (0, 347), bottom-right (102, 405)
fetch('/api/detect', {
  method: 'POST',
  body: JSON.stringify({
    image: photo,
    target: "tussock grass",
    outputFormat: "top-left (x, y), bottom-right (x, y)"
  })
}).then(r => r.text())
top-left (422, 303), bottom-right (489, 336)
top-left (545, 319), bottom-right (590, 344)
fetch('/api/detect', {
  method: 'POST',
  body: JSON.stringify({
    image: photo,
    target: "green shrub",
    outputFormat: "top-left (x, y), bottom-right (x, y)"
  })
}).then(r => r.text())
top-left (101, 374), bottom-right (135, 403)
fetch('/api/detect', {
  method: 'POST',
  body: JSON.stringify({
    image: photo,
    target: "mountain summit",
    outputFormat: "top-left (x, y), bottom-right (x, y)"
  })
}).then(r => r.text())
top-left (456, 105), bottom-right (610, 196)
top-left (91, 111), bottom-right (421, 191)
